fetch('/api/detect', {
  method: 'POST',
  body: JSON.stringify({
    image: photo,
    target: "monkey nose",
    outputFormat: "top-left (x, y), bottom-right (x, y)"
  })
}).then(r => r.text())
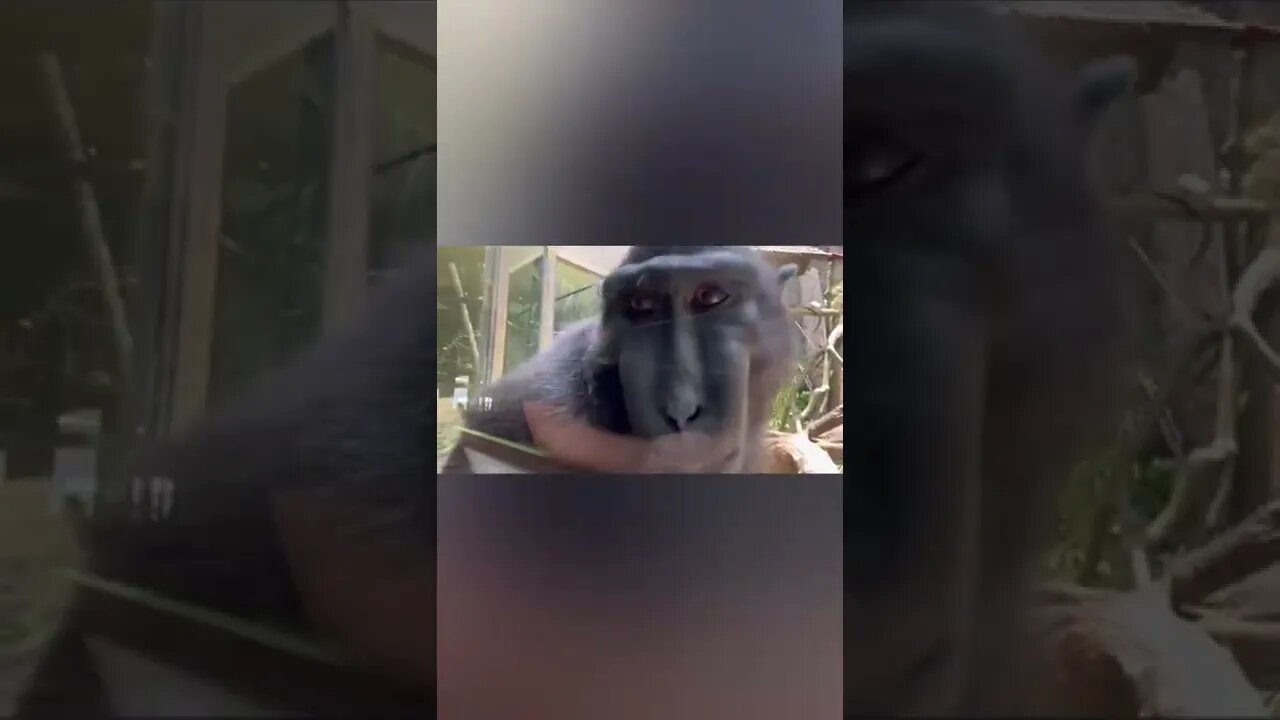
top-left (663, 400), bottom-right (702, 432)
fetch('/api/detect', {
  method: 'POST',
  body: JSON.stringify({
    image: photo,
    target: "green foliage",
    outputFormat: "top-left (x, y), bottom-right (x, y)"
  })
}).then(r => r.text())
top-left (1043, 394), bottom-right (1180, 587)
top-left (769, 373), bottom-right (816, 432)
top-left (769, 374), bottom-right (800, 431)
top-left (1046, 440), bottom-right (1120, 581)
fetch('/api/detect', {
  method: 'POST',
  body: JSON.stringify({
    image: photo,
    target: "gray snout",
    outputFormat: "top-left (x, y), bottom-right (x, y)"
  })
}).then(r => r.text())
top-left (663, 392), bottom-right (703, 432)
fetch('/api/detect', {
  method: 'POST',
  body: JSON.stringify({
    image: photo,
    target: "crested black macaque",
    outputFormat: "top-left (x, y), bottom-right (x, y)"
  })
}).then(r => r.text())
top-left (441, 245), bottom-right (799, 474)
top-left (14, 253), bottom-right (456, 716)
top-left (13, 247), bottom-right (800, 716)
top-left (12, 248), bottom-right (798, 716)
top-left (844, 2), bottom-right (1135, 716)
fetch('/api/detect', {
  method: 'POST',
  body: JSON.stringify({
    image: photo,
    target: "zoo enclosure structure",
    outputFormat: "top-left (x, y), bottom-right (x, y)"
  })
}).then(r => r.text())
top-left (997, 0), bottom-right (1280, 536)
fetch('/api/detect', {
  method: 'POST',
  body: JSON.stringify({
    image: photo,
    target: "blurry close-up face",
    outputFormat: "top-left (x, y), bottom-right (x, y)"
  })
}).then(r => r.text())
top-left (435, 477), bottom-right (844, 720)
top-left (843, 2), bottom-right (1131, 714)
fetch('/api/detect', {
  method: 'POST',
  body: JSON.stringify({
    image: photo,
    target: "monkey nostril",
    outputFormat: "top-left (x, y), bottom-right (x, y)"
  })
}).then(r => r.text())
top-left (664, 405), bottom-right (702, 432)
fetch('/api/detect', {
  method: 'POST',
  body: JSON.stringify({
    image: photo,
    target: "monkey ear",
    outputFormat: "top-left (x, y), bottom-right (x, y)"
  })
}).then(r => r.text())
top-left (776, 263), bottom-right (799, 286)
top-left (1072, 55), bottom-right (1137, 135)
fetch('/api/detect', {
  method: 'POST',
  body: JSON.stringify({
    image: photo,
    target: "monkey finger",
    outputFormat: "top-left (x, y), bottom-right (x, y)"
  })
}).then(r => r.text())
top-left (524, 401), bottom-right (666, 472)
top-left (524, 402), bottom-right (736, 473)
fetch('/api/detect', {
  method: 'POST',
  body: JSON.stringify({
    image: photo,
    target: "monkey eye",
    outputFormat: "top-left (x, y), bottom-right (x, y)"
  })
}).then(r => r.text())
top-left (628, 291), bottom-right (660, 316)
top-left (846, 129), bottom-right (922, 197)
top-left (690, 284), bottom-right (729, 312)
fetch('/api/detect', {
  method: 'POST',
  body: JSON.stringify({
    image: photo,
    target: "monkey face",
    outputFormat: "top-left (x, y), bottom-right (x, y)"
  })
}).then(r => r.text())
top-left (596, 249), bottom-right (796, 451)
top-left (843, 3), bottom-right (1134, 714)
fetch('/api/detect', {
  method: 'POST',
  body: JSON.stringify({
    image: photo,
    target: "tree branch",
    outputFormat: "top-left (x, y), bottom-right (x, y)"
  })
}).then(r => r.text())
top-left (807, 405), bottom-right (843, 439)
top-left (825, 321), bottom-right (844, 368)
top-left (1144, 324), bottom-right (1239, 553)
top-left (1168, 500), bottom-right (1280, 611)
top-left (761, 431), bottom-right (839, 473)
top-left (1229, 244), bottom-right (1280, 377)
top-left (1128, 236), bottom-right (1215, 323)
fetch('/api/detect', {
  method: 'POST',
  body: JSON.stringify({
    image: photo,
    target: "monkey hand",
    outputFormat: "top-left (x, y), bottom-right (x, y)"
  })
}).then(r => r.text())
top-left (523, 402), bottom-right (739, 473)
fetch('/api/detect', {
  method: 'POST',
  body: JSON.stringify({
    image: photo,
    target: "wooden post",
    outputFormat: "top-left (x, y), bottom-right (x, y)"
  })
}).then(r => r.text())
top-left (322, 1), bottom-right (375, 331)
top-left (447, 262), bottom-right (482, 376)
top-left (475, 245), bottom-right (498, 386)
top-left (538, 247), bottom-right (555, 350)
top-left (1227, 40), bottom-right (1278, 521)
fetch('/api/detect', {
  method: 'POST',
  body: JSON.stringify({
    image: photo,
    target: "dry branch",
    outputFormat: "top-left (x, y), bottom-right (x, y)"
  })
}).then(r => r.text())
top-left (1145, 226), bottom-right (1245, 554)
top-left (760, 431), bottom-right (839, 473)
top-left (1169, 500), bottom-right (1280, 610)
top-left (789, 305), bottom-right (841, 317)
top-left (1145, 436), bottom-right (1238, 550)
top-left (1042, 495), bottom-right (1280, 697)
top-left (1107, 193), bottom-right (1269, 222)
top-left (1039, 579), bottom-right (1280, 693)
top-left (807, 405), bottom-right (843, 439)
top-left (1186, 608), bottom-right (1280, 692)
top-left (798, 328), bottom-right (832, 423)
top-left (825, 321), bottom-right (844, 367)
top-left (1035, 585), bottom-right (1268, 717)
top-left (1128, 236), bottom-right (1216, 324)
top-left (1230, 244), bottom-right (1280, 378)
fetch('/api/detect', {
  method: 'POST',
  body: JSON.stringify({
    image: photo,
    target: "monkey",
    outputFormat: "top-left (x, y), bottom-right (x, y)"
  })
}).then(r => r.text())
top-left (12, 246), bottom-right (803, 717)
top-left (440, 245), bottom-right (800, 474)
top-left (11, 246), bottom-right (801, 717)
top-left (13, 253), bottom-right (453, 717)
top-left (842, 1), bottom-right (1135, 715)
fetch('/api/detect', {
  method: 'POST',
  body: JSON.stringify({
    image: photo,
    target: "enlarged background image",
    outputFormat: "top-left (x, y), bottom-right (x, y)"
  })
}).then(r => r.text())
top-left (0, 2), bottom-right (438, 714)
top-left (434, 245), bottom-right (845, 473)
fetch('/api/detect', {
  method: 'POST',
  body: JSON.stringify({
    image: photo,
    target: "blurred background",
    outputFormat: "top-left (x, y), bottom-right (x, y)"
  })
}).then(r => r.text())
top-left (0, 1), bottom-right (438, 712)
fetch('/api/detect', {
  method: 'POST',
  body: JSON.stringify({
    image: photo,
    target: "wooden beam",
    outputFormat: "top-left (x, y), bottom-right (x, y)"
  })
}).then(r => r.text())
top-left (169, 6), bottom-right (226, 430)
top-left (539, 247), bottom-right (555, 350)
top-left (488, 248), bottom-right (510, 380)
top-left (322, 2), bottom-right (375, 331)
top-left (1106, 193), bottom-right (1269, 223)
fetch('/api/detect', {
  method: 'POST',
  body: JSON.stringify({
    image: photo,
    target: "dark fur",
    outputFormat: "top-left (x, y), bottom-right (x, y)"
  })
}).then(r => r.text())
top-left (14, 253), bottom-right (445, 717)
top-left (844, 2), bottom-right (1133, 715)
top-left (14, 245), bottom-right (799, 714)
